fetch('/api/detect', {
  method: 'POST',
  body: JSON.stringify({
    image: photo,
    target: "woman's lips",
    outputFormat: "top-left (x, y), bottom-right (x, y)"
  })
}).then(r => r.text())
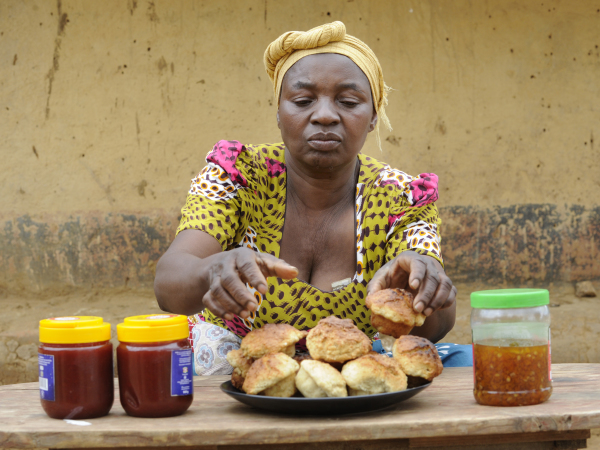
top-left (308, 139), bottom-right (341, 151)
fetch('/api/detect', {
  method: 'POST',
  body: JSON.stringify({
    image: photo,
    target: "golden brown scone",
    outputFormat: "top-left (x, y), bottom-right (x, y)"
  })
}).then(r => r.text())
top-left (231, 372), bottom-right (245, 390)
top-left (240, 323), bottom-right (308, 359)
top-left (341, 353), bottom-right (407, 395)
top-left (226, 349), bottom-right (254, 390)
top-left (242, 352), bottom-right (300, 396)
top-left (366, 288), bottom-right (426, 338)
top-left (306, 316), bottom-right (371, 363)
top-left (263, 373), bottom-right (297, 397)
top-left (392, 335), bottom-right (443, 381)
top-left (295, 360), bottom-right (348, 398)
top-left (370, 314), bottom-right (414, 338)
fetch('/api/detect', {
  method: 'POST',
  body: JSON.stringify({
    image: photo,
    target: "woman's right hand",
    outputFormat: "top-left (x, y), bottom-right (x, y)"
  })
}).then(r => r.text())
top-left (202, 248), bottom-right (298, 321)
top-left (154, 230), bottom-right (298, 319)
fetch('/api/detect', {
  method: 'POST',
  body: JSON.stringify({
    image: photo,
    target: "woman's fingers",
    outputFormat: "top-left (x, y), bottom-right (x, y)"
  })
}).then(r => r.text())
top-left (202, 290), bottom-right (229, 320)
top-left (420, 272), bottom-right (453, 316)
top-left (407, 257), bottom-right (427, 291)
top-left (412, 263), bottom-right (440, 314)
top-left (366, 264), bottom-right (390, 295)
top-left (367, 251), bottom-right (456, 317)
top-left (255, 253), bottom-right (298, 280)
top-left (236, 251), bottom-right (297, 295)
top-left (366, 257), bottom-right (410, 295)
top-left (204, 249), bottom-right (297, 320)
top-left (444, 285), bottom-right (458, 309)
top-left (210, 273), bottom-right (252, 320)
top-left (236, 252), bottom-right (270, 295)
top-left (219, 271), bottom-right (258, 314)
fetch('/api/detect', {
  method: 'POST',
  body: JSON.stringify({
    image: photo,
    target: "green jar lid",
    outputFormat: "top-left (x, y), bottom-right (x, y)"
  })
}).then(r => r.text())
top-left (471, 289), bottom-right (549, 309)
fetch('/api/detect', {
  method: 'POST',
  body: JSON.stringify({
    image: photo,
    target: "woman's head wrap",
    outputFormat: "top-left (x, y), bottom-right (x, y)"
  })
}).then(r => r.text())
top-left (264, 21), bottom-right (392, 150)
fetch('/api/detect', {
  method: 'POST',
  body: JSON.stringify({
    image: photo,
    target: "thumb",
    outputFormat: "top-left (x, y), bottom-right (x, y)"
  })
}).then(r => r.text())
top-left (367, 267), bottom-right (388, 295)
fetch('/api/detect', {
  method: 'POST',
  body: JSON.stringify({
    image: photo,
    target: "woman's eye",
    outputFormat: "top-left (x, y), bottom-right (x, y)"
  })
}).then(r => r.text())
top-left (341, 101), bottom-right (359, 107)
top-left (294, 100), bottom-right (312, 106)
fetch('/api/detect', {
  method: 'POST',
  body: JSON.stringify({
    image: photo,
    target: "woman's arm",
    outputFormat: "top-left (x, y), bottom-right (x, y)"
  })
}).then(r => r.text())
top-left (366, 251), bottom-right (457, 342)
top-left (154, 229), bottom-right (297, 318)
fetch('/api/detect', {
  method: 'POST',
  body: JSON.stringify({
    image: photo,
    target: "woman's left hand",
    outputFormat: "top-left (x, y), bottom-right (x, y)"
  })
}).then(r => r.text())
top-left (366, 251), bottom-right (456, 316)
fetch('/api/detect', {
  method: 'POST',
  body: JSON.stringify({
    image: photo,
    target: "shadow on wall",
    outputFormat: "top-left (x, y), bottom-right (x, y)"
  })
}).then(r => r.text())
top-left (0, 204), bottom-right (599, 294)
top-left (0, 212), bottom-right (177, 295)
top-left (442, 204), bottom-right (600, 284)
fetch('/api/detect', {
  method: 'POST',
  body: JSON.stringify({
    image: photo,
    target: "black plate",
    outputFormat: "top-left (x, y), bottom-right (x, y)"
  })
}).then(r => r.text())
top-left (220, 378), bottom-right (431, 415)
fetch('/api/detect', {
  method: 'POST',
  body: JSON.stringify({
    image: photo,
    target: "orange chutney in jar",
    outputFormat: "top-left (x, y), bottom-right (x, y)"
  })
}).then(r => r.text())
top-left (473, 339), bottom-right (551, 406)
top-left (471, 289), bottom-right (552, 407)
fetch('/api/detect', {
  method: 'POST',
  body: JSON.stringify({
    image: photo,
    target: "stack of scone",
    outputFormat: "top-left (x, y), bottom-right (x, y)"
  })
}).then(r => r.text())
top-left (226, 323), bottom-right (307, 394)
top-left (225, 289), bottom-right (442, 398)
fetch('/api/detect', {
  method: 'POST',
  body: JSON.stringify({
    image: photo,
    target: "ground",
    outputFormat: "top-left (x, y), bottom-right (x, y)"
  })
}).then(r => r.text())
top-left (1, 280), bottom-right (598, 448)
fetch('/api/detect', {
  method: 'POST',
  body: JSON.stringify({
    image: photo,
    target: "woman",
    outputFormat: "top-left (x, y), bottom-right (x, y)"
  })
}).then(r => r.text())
top-left (155, 22), bottom-right (468, 375)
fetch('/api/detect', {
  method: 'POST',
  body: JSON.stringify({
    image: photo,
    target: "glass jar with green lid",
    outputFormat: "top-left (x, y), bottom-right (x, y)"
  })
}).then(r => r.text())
top-left (471, 289), bottom-right (551, 406)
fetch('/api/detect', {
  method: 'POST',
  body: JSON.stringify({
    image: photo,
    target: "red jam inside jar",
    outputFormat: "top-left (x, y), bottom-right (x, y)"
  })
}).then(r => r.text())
top-left (38, 317), bottom-right (114, 419)
top-left (117, 314), bottom-right (193, 418)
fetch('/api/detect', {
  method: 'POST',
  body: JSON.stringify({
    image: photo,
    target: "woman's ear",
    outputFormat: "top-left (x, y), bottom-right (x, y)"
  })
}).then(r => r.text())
top-left (276, 111), bottom-right (281, 130)
top-left (368, 111), bottom-right (378, 132)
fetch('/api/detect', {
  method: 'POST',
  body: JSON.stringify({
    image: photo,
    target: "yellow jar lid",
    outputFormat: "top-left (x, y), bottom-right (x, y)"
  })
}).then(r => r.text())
top-left (39, 316), bottom-right (111, 344)
top-left (117, 314), bottom-right (189, 343)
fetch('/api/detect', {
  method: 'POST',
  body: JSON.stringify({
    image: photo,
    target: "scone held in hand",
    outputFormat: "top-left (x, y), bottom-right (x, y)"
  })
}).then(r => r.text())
top-left (306, 316), bottom-right (371, 364)
top-left (295, 360), bottom-right (348, 398)
top-left (392, 335), bottom-right (443, 381)
top-left (366, 288), bottom-right (426, 338)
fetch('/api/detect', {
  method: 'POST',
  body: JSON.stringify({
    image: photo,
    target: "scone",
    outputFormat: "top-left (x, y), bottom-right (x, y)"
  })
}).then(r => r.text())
top-left (240, 323), bottom-right (308, 359)
top-left (306, 316), bottom-right (371, 364)
top-left (242, 352), bottom-right (300, 397)
top-left (262, 373), bottom-right (296, 397)
top-left (366, 288), bottom-right (426, 338)
top-left (341, 353), bottom-right (407, 396)
top-left (295, 360), bottom-right (348, 398)
top-left (392, 335), bottom-right (443, 381)
top-left (226, 349), bottom-right (254, 390)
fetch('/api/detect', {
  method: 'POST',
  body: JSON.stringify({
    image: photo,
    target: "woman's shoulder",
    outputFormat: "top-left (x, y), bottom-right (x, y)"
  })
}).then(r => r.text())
top-left (205, 140), bottom-right (286, 188)
top-left (358, 153), bottom-right (439, 208)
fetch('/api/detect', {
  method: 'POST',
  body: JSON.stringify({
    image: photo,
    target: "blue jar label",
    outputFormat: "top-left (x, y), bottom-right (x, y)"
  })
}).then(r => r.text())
top-left (171, 349), bottom-right (193, 396)
top-left (38, 353), bottom-right (55, 402)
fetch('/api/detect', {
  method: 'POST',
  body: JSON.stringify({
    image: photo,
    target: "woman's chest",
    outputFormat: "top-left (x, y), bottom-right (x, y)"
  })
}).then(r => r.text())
top-left (278, 202), bottom-right (357, 291)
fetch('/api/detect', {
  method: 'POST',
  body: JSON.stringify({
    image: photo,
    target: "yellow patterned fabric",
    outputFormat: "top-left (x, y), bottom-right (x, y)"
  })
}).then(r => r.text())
top-left (179, 140), bottom-right (443, 340)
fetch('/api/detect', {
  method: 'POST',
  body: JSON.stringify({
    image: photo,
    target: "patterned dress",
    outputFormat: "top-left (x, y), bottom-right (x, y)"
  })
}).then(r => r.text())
top-left (178, 140), bottom-right (443, 349)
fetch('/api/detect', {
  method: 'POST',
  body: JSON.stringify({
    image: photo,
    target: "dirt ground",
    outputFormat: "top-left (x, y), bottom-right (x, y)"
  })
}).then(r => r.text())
top-left (1, 280), bottom-right (599, 448)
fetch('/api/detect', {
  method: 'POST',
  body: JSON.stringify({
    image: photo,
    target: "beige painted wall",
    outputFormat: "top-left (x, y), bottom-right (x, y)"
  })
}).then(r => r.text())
top-left (2, 0), bottom-right (599, 214)
top-left (0, 0), bottom-right (599, 291)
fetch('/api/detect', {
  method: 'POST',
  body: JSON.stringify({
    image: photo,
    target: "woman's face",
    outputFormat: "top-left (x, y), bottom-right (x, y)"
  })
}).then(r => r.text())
top-left (278, 53), bottom-right (377, 174)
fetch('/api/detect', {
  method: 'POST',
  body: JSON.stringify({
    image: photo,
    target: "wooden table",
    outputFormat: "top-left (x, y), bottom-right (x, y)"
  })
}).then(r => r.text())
top-left (0, 364), bottom-right (599, 450)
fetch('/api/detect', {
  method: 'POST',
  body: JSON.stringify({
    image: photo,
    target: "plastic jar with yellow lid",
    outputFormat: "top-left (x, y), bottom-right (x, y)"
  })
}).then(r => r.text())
top-left (38, 316), bottom-right (114, 419)
top-left (116, 314), bottom-right (193, 417)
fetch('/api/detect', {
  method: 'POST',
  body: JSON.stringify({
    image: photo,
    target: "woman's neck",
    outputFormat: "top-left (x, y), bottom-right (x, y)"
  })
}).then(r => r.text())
top-left (284, 148), bottom-right (359, 211)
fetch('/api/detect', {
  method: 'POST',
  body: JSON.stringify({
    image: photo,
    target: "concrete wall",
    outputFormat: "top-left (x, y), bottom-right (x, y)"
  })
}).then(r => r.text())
top-left (1, 0), bottom-right (599, 293)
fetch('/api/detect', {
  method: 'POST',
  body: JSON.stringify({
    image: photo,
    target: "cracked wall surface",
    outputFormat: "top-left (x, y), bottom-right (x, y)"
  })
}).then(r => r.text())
top-left (0, 0), bottom-right (599, 294)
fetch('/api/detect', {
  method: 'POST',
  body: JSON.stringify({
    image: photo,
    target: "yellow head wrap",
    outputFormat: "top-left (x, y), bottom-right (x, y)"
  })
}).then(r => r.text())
top-left (264, 21), bottom-right (392, 150)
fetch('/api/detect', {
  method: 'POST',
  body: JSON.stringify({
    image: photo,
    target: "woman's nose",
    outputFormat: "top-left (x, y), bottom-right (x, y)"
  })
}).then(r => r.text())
top-left (310, 98), bottom-right (340, 125)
